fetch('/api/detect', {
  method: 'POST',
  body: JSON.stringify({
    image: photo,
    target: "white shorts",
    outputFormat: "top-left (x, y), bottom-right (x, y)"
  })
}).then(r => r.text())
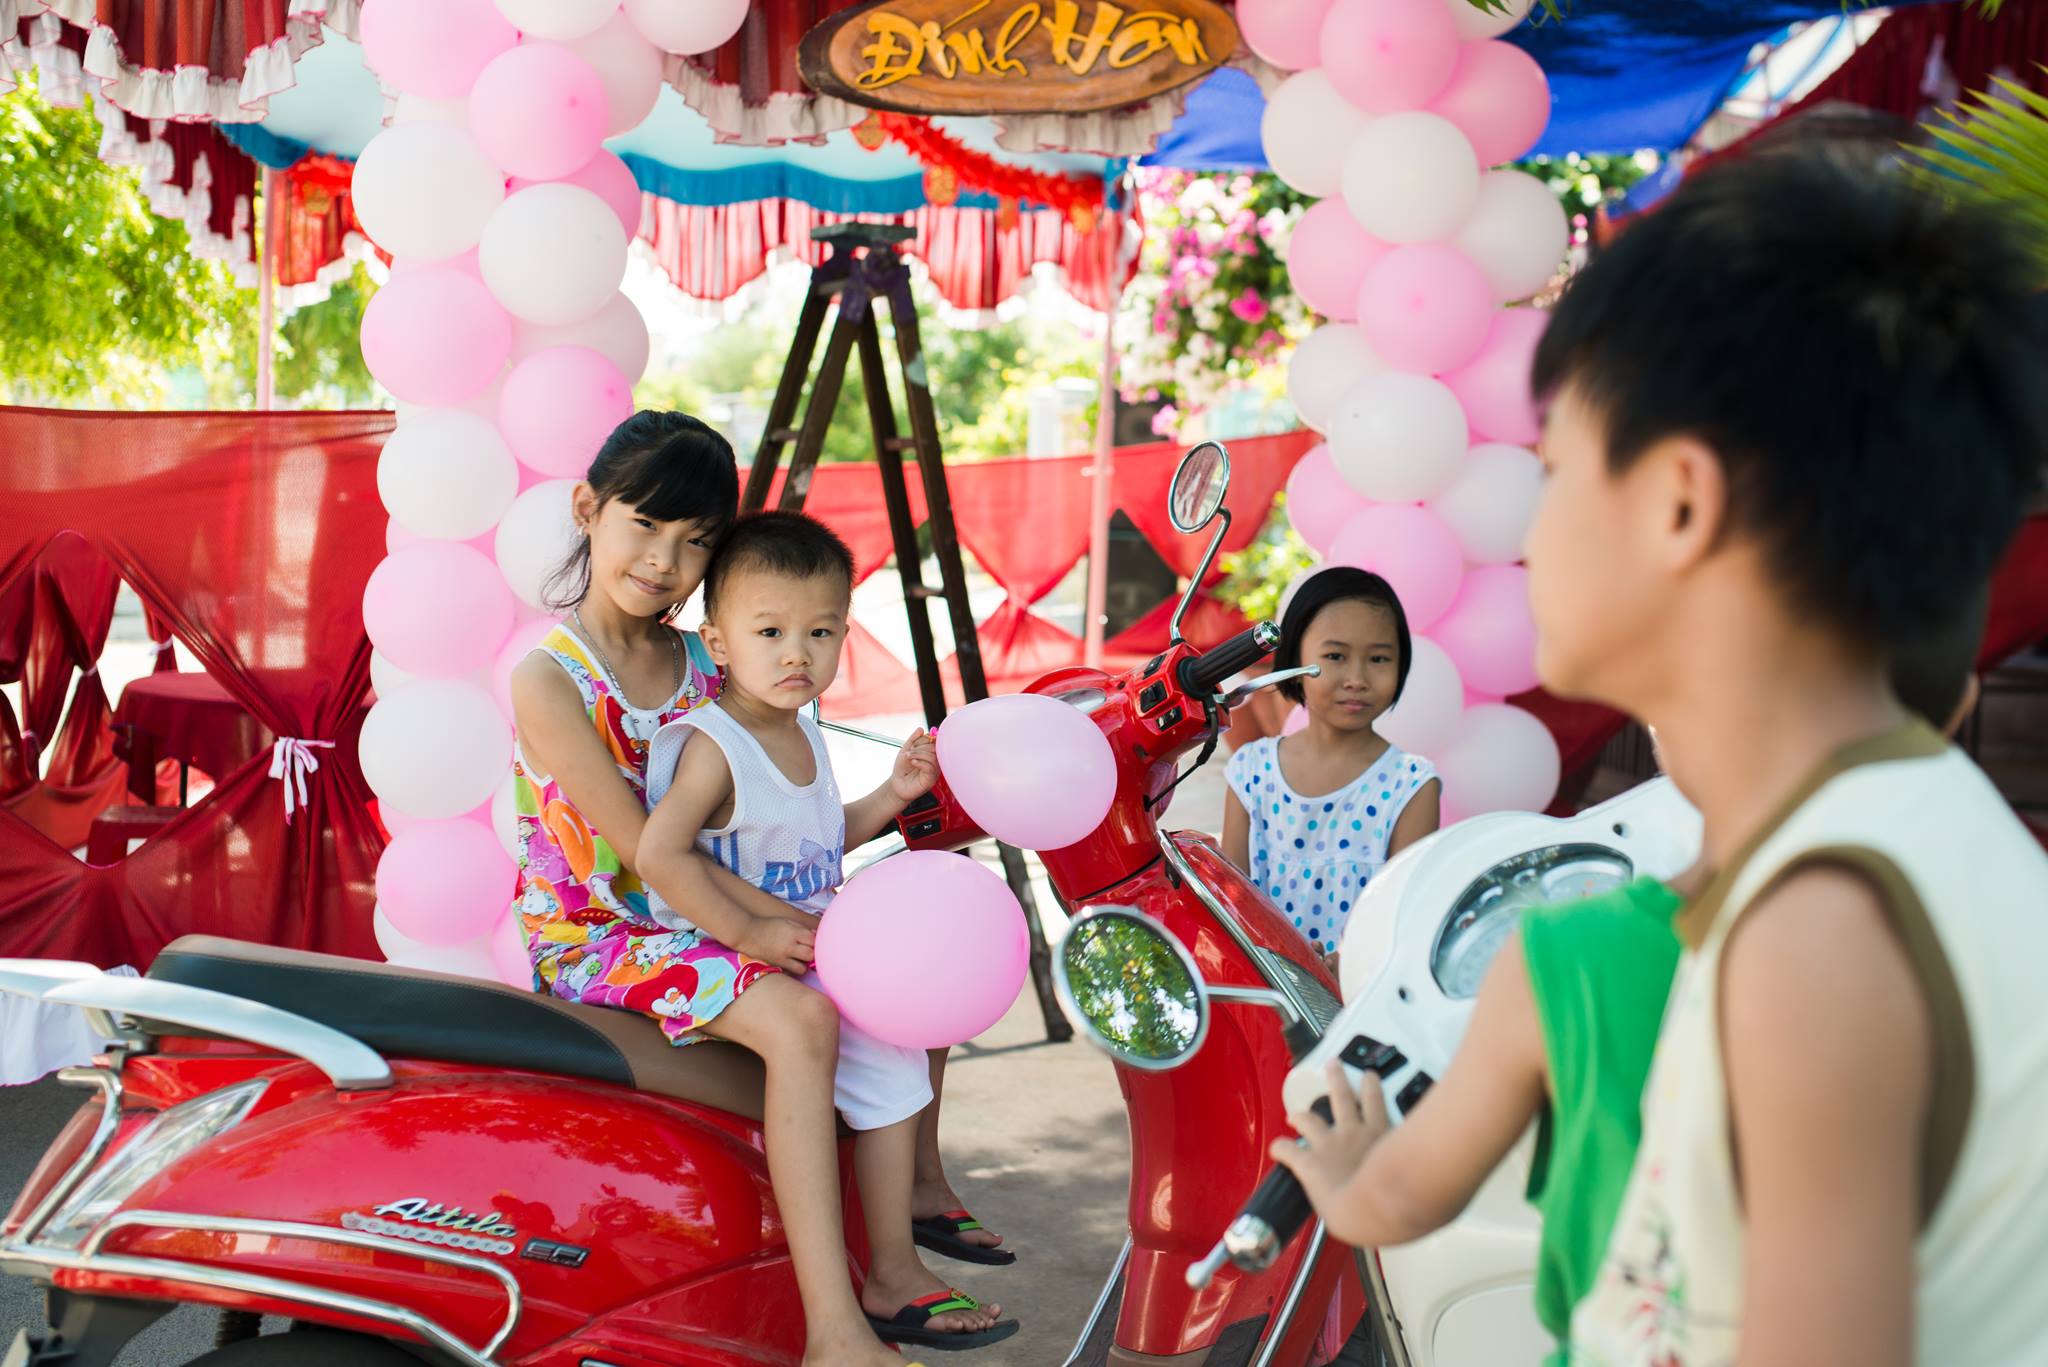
top-left (801, 971), bottom-right (934, 1132)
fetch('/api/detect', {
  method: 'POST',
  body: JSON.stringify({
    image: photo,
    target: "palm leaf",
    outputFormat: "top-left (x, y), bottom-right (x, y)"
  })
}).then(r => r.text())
top-left (1906, 74), bottom-right (2048, 278)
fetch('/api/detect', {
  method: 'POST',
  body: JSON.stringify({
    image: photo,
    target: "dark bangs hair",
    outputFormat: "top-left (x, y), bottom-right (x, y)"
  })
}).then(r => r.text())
top-left (1275, 567), bottom-right (1412, 706)
top-left (543, 411), bottom-right (740, 615)
top-left (1531, 145), bottom-right (2048, 652)
top-left (703, 511), bottom-right (856, 619)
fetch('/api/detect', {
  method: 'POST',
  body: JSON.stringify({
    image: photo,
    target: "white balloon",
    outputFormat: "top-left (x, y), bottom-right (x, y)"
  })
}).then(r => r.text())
top-left (373, 904), bottom-right (429, 962)
top-left (360, 679), bottom-right (512, 820)
top-left (480, 184), bottom-right (629, 327)
top-left (512, 292), bottom-right (651, 384)
top-left (622, 0), bottom-right (747, 55)
top-left (378, 409), bottom-right (520, 541)
top-left (1430, 443), bottom-right (1544, 565)
top-left (495, 479), bottom-right (582, 611)
top-left (1287, 323), bottom-right (1384, 432)
top-left (1445, 0), bottom-right (1534, 41)
top-left (562, 10), bottom-right (665, 136)
top-left (1327, 372), bottom-right (1470, 503)
top-left (388, 931), bottom-right (501, 981)
top-left (1454, 170), bottom-right (1571, 302)
top-left (369, 649), bottom-right (489, 704)
top-left (1436, 702), bottom-right (1560, 818)
top-left (491, 770), bottom-right (522, 859)
top-left (351, 122), bottom-right (505, 263)
top-left (392, 94), bottom-right (469, 125)
top-left (396, 376), bottom-right (504, 427)
top-left (1378, 636), bottom-right (1465, 756)
top-left (1341, 112), bottom-right (1481, 245)
top-left (494, 0), bottom-right (617, 41)
top-left (1260, 69), bottom-right (1369, 199)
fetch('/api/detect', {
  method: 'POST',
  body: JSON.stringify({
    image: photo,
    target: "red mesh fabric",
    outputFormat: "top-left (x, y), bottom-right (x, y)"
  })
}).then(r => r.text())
top-left (0, 406), bottom-right (391, 967)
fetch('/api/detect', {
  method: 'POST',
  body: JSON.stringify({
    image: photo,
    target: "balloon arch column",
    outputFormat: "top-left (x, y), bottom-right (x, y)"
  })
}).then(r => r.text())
top-left (1246, 0), bottom-right (1565, 823)
top-left (349, 0), bottom-right (750, 981)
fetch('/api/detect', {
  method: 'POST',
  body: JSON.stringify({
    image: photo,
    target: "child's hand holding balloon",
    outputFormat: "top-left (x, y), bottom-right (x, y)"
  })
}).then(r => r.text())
top-left (890, 728), bottom-right (939, 806)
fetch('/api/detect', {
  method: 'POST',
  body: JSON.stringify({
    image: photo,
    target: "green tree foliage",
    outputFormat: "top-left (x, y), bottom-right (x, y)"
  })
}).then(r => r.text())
top-left (1908, 76), bottom-right (2048, 281)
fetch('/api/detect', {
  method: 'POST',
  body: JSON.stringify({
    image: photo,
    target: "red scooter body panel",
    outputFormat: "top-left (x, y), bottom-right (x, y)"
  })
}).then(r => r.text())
top-left (57, 1059), bottom-right (858, 1365)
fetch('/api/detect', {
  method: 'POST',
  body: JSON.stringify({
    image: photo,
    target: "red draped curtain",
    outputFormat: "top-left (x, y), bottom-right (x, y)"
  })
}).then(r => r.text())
top-left (0, 406), bottom-right (389, 967)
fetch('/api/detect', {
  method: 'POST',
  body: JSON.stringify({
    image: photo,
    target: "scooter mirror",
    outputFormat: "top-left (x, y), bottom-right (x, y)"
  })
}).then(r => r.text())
top-left (1167, 440), bottom-right (1230, 534)
top-left (1054, 908), bottom-right (1209, 1072)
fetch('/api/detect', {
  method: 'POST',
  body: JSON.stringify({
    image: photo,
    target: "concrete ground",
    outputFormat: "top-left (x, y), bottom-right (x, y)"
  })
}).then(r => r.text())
top-left (0, 744), bottom-right (1234, 1367)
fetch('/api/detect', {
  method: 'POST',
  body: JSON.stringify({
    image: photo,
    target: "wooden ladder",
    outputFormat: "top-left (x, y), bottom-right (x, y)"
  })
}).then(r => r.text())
top-left (743, 223), bottom-right (1072, 1043)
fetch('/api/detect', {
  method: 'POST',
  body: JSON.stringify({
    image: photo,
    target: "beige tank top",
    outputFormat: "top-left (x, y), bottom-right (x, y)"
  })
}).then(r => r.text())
top-left (1572, 722), bottom-right (2048, 1366)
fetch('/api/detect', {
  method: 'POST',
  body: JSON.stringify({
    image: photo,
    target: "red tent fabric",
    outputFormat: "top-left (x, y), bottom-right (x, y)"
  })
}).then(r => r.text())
top-left (0, 406), bottom-right (389, 968)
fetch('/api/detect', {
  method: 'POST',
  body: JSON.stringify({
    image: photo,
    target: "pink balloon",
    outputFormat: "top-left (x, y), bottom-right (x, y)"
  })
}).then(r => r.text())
top-left (363, 542), bottom-right (516, 678)
top-left (1321, 0), bottom-right (1459, 114)
top-left (491, 913), bottom-right (535, 990)
top-left (492, 614), bottom-right (562, 721)
top-left (499, 346), bottom-right (634, 479)
top-left (376, 818), bottom-right (517, 946)
top-left (1282, 705), bottom-right (1310, 736)
top-left (1442, 308), bottom-right (1547, 445)
top-left (1286, 443), bottom-right (1371, 555)
top-left (935, 693), bottom-right (1116, 850)
top-left (511, 149), bottom-right (642, 237)
top-left (390, 247), bottom-right (480, 280)
top-left (1327, 503), bottom-right (1465, 630)
top-left (1428, 40), bottom-right (1551, 167)
top-left (1356, 244), bottom-right (1495, 376)
top-left (815, 851), bottom-right (1029, 1049)
top-left (360, 267), bottom-right (511, 406)
top-left (1428, 564), bottom-right (1540, 697)
top-left (468, 44), bottom-right (608, 181)
top-left (1240, 0), bottom-right (1338, 70)
top-left (359, 0), bottom-right (517, 100)
top-left (1289, 201), bottom-right (1389, 322)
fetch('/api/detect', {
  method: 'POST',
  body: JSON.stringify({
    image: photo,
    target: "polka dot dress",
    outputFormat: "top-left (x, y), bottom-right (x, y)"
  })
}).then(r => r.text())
top-left (1224, 736), bottom-right (1438, 954)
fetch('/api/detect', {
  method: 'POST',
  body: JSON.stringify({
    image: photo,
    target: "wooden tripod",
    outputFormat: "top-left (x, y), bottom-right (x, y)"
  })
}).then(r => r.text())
top-left (743, 223), bottom-right (1072, 1043)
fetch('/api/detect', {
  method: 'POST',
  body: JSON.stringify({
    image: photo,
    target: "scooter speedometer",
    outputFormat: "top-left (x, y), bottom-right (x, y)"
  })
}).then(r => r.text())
top-left (1430, 843), bottom-right (1634, 999)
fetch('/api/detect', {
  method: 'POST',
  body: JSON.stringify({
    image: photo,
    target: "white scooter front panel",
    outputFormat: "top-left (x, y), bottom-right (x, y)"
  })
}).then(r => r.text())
top-left (1282, 777), bottom-right (1702, 1367)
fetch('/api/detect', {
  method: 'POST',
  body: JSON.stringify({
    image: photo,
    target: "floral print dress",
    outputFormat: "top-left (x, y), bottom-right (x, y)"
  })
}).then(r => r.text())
top-left (511, 624), bottom-right (779, 1044)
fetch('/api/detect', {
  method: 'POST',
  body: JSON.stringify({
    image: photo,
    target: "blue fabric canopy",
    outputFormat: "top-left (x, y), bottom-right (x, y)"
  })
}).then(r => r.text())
top-left (1147, 0), bottom-right (1942, 167)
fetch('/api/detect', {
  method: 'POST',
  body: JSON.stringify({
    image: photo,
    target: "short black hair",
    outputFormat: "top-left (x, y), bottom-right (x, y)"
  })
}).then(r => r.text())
top-left (1275, 567), bottom-right (1412, 706)
top-left (1888, 585), bottom-right (1987, 731)
top-left (544, 411), bottom-right (739, 614)
top-left (704, 511), bottom-right (856, 619)
top-left (1532, 146), bottom-right (2048, 653)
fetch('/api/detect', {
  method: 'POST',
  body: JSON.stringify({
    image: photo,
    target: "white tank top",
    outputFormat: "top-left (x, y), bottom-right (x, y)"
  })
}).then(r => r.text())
top-left (643, 702), bottom-right (846, 931)
top-left (1572, 723), bottom-right (2048, 1366)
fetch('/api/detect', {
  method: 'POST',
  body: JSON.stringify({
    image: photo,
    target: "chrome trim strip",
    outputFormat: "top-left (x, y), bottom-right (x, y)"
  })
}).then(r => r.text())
top-left (1251, 1220), bottom-right (1326, 1367)
top-left (15, 1066), bottom-right (123, 1246)
top-left (5, 1208), bottom-right (522, 1365)
top-left (1156, 831), bottom-right (1321, 1031)
top-left (40, 977), bottom-right (392, 1091)
top-left (1357, 1247), bottom-right (1414, 1367)
top-left (1060, 1235), bottom-right (1132, 1367)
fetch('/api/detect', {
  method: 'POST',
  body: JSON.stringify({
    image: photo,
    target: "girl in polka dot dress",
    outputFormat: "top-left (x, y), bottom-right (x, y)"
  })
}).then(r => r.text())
top-left (1223, 568), bottom-right (1441, 962)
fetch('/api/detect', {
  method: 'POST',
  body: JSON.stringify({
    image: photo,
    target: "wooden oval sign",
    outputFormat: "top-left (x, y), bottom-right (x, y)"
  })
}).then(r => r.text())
top-left (800, 0), bottom-right (1239, 117)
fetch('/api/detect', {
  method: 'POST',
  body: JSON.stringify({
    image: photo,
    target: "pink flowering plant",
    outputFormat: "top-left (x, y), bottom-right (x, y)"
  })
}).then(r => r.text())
top-left (1115, 170), bottom-right (1310, 438)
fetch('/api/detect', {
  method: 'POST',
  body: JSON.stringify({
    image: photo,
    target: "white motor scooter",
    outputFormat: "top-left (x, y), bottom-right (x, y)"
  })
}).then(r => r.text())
top-left (1055, 776), bottom-right (1702, 1366)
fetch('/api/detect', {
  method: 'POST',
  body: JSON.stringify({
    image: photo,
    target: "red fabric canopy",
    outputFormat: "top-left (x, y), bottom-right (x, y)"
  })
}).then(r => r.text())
top-left (0, 405), bottom-right (389, 968)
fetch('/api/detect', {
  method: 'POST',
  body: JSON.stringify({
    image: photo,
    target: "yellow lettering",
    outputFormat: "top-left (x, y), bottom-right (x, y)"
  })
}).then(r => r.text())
top-left (1159, 15), bottom-right (1209, 64)
top-left (988, 2), bottom-right (1039, 75)
top-left (941, 29), bottom-right (991, 74)
top-left (1046, 1), bottom-right (1124, 75)
top-left (919, 19), bottom-right (956, 76)
top-left (856, 14), bottom-right (928, 89)
top-left (1107, 16), bottom-right (1166, 68)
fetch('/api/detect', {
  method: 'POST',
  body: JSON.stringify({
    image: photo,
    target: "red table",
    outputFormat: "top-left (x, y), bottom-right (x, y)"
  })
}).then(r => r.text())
top-left (113, 673), bottom-right (272, 804)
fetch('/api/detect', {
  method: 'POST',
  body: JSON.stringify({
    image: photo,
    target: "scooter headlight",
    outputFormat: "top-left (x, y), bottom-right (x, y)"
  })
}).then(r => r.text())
top-left (41, 1079), bottom-right (267, 1250)
top-left (1431, 844), bottom-right (1634, 999)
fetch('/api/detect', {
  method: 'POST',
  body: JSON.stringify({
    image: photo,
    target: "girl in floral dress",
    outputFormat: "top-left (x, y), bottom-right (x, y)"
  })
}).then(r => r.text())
top-left (507, 412), bottom-right (939, 1366)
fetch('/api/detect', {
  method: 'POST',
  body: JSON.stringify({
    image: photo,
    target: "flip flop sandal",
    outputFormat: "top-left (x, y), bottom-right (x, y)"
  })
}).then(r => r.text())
top-left (912, 1210), bottom-right (1017, 1266)
top-left (866, 1289), bottom-right (1021, 1352)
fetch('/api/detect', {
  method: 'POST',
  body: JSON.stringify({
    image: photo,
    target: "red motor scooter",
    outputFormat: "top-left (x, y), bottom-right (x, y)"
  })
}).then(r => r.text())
top-left (0, 442), bottom-right (1368, 1367)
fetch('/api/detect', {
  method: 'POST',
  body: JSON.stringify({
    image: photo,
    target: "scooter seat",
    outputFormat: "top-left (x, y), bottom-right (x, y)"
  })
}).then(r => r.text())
top-left (146, 936), bottom-right (769, 1120)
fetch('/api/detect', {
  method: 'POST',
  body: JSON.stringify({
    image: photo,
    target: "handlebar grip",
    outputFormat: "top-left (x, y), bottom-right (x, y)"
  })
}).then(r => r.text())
top-left (1222, 1096), bottom-right (1334, 1273)
top-left (1176, 621), bottom-right (1280, 699)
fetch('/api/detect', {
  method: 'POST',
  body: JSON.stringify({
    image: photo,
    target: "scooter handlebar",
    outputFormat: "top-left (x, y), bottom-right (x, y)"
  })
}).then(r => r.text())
top-left (1176, 621), bottom-right (1281, 700)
